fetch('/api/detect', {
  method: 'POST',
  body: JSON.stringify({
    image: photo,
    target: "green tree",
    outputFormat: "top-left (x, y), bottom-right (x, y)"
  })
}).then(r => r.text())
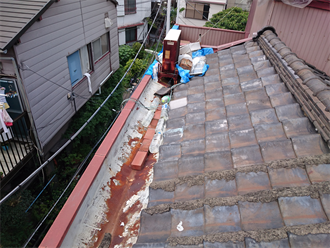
top-left (132, 42), bottom-right (145, 59)
top-left (118, 45), bottom-right (135, 66)
top-left (204, 7), bottom-right (249, 31)
top-left (0, 191), bottom-right (34, 247)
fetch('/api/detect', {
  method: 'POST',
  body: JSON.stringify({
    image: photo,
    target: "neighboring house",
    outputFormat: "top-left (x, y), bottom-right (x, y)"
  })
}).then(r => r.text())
top-left (245, 0), bottom-right (330, 75)
top-left (177, 0), bottom-right (227, 27)
top-left (117, 0), bottom-right (151, 45)
top-left (227, 0), bottom-right (251, 10)
top-left (0, 0), bottom-right (120, 174)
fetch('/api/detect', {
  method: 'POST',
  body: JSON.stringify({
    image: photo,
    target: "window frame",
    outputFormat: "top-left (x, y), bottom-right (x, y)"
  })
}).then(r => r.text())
top-left (67, 44), bottom-right (92, 87)
top-left (185, 3), bottom-right (210, 20)
top-left (125, 0), bottom-right (136, 15)
top-left (125, 26), bottom-right (137, 44)
top-left (92, 33), bottom-right (110, 63)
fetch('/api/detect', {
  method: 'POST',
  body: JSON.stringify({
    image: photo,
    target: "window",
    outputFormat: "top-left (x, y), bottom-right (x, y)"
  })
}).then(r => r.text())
top-left (92, 33), bottom-right (109, 62)
top-left (185, 3), bottom-right (210, 20)
top-left (125, 0), bottom-right (136, 14)
top-left (67, 45), bottom-right (91, 86)
top-left (125, 27), bottom-right (137, 43)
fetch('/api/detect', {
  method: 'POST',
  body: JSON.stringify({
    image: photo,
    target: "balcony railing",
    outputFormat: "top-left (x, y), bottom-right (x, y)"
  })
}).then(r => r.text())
top-left (0, 111), bottom-right (35, 178)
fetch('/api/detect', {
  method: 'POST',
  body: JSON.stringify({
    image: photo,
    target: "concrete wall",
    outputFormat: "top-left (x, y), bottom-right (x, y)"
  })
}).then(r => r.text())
top-left (12, 0), bottom-right (119, 153)
top-left (177, 0), bottom-right (226, 27)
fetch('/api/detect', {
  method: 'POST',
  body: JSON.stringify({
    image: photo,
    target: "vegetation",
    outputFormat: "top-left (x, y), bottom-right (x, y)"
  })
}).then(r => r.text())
top-left (204, 7), bottom-right (249, 31)
top-left (0, 41), bottom-right (156, 247)
top-left (0, 191), bottom-right (34, 247)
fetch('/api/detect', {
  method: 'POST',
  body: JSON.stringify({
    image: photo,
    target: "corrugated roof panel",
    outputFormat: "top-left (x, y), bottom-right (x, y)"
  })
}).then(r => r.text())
top-left (0, 0), bottom-right (54, 50)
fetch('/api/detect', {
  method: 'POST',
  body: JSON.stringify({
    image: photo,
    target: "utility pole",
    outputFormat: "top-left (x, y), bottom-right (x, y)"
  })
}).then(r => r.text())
top-left (166, 0), bottom-right (171, 35)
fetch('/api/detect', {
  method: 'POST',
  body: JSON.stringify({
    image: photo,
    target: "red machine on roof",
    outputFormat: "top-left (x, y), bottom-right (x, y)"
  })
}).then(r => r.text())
top-left (158, 29), bottom-right (181, 85)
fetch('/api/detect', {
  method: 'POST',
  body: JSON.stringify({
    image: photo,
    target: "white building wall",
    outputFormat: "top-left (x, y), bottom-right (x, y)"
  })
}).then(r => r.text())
top-left (117, 0), bottom-right (151, 45)
top-left (177, 0), bottom-right (226, 27)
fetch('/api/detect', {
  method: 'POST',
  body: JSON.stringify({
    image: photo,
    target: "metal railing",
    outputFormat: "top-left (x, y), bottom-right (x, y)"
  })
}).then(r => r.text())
top-left (0, 111), bottom-right (35, 178)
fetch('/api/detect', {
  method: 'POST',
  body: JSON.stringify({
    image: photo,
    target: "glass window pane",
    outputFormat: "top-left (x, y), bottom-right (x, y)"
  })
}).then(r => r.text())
top-left (67, 50), bottom-right (82, 86)
top-left (92, 38), bottom-right (102, 61)
top-left (80, 45), bottom-right (90, 74)
top-left (101, 33), bottom-right (108, 55)
top-left (125, 27), bottom-right (136, 43)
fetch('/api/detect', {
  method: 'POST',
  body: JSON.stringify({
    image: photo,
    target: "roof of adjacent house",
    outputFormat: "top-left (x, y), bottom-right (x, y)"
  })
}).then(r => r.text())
top-left (133, 28), bottom-right (330, 247)
top-left (0, 0), bottom-right (119, 52)
top-left (0, 0), bottom-right (55, 51)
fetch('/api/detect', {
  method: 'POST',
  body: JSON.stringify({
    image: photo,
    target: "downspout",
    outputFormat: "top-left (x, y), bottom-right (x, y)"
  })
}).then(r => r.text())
top-left (0, 56), bottom-right (43, 156)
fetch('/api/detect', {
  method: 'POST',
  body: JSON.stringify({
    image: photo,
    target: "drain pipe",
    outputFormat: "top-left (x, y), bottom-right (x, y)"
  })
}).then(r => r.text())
top-left (0, 56), bottom-right (43, 156)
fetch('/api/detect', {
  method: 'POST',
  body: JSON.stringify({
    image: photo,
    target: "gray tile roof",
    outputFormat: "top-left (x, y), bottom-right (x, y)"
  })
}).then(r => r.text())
top-left (0, 0), bottom-right (54, 51)
top-left (134, 30), bottom-right (330, 247)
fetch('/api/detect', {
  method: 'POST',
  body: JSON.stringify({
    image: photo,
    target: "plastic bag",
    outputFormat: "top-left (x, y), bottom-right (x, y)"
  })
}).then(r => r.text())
top-left (190, 56), bottom-right (206, 75)
top-left (152, 62), bottom-right (159, 82)
top-left (176, 64), bottom-right (192, 83)
top-left (178, 54), bottom-right (193, 65)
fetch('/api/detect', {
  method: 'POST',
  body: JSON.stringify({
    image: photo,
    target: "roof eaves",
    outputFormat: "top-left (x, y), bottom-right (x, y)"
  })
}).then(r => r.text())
top-left (1, 0), bottom-right (56, 51)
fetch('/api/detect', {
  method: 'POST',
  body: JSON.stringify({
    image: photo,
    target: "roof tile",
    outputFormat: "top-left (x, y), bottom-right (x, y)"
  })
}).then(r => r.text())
top-left (205, 178), bottom-right (237, 198)
top-left (288, 233), bottom-right (330, 248)
top-left (236, 171), bottom-right (271, 195)
top-left (170, 208), bottom-right (204, 237)
top-left (178, 155), bottom-right (204, 177)
top-left (279, 196), bottom-right (327, 226)
top-left (204, 151), bottom-right (233, 172)
top-left (260, 139), bottom-right (296, 162)
top-left (205, 133), bottom-right (230, 152)
top-left (239, 201), bottom-right (284, 231)
top-left (269, 167), bottom-right (310, 188)
top-left (231, 145), bottom-right (263, 168)
top-left (204, 205), bottom-right (242, 234)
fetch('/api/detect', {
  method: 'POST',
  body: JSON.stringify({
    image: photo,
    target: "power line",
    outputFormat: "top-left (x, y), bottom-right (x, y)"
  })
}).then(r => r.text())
top-left (22, 110), bottom-right (121, 248)
top-left (198, 0), bottom-right (245, 41)
top-left (20, 64), bottom-right (90, 100)
top-left (0, 0), bottom-right (164, 206)
top-left (185, 0), bottom-right (210, 22)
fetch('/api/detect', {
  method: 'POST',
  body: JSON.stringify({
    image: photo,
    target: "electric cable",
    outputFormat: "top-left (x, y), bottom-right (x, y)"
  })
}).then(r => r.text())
top-left (20, 64), bottom-right (91, 100)
top-left (0, 0), bottom-right (164, 206)
top-left (185, 0), bottom-right (210, 21)
top-left (22, 110), bottom-right (121, 248)
top-left (198, 0), bottom-right (245, 41)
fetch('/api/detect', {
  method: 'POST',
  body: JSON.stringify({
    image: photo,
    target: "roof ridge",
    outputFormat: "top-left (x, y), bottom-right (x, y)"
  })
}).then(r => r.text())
top-left (255, 27), bottom-right (330, 146)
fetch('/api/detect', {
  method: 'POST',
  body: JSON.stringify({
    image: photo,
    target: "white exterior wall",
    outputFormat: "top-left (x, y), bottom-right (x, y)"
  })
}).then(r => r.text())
top-left (177, 0), bottom-right (226, 27)
top-left (117, 0), bottom-right (151, 45)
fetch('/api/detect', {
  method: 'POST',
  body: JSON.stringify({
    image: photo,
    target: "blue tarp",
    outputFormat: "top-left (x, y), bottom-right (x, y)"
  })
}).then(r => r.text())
top-left (176, 64), bottom-right (192, 83)
top-left (192, 48), bottom-right (214, 58)
top-left (144, 25), bottom-right (214, 82)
